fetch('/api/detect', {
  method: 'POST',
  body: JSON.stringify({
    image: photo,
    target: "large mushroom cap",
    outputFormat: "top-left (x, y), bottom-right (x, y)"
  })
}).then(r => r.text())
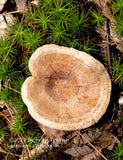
top-left (21, 44), bottom-right (111, 130)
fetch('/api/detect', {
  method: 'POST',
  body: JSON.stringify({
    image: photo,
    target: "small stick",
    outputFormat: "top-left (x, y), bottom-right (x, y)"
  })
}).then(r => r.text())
top-left (3, 106), bottom-right (31, 160)
top-left (28, 6), bottom-right (35, 19)
top-left (0, 111), bottom-right (12, 125)
top-left (76, 130), bottom-right (80, 145)
top-left (3, 12), bottom-right (25, 61)
top-left (18, 134), bottom-right (32, 160)
top-left (0, 104), bottom-right (31, 159)
top-left (0, 103), bottom-right (16, 108)
top-left (0, 147), bottom-right (21, 157)
top-left (3, 85), bottom-right (21, 94)
top-left (76, 130), bottom-right (108, 160)
top-left (28, 6), bottom-right (36, 30)
top-left (0, 28), bottom-right (9, 34)
top-left (114, 72), bottom-right (123, 83)
top-left (106, 21), bottom-right (111, 68)
top-left (5, 103), bottom-right (14, 118)
top-left (1, 10), bottom-right (24, 15)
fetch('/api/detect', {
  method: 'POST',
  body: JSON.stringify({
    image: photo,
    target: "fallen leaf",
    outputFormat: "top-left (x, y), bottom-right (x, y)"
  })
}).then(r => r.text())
top-left (88, 0), bottom-right (123, 52)
top-left (0, 14), bottom-right (16, 39)
top-left (65, 128), bottom-right (118, 159)
top-left (64, 144), bottom-right (93, 157)
top-left (0, 14), bottom-right (9, 39)
top-left (94, 131), bottom-right (120, 150)
top-left (74, 128), bottom-right (101, 145)
top-left (31, 0), bottom-right (40, 7)
top-left (72, 146), bottom-right (102, 160)
top-left (0, 0), bottom-right (7, 12)
top-left (0, 101), bottom-right (5, 109)
top-left (15, 0), bottom-right (27, 13)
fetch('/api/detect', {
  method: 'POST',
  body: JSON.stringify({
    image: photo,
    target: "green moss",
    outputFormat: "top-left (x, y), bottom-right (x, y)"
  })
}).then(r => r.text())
top-left (0, 0), bottom-right (122, 159)
top-left (11, 114), bottom-right (28, 136)
top-left (111, 141), bottom-right (123, 160)
top-left (91, 10), bottom-right (106, 28)
top-left (111, 57), bottom-right (123, 88)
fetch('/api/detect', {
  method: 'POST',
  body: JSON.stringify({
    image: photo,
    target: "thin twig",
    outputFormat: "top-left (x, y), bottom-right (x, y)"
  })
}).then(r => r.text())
top-left (23, 136), bottom-right (32, 158)
top-left (1, 10), bottom-right (24, 16)
top-left (0, 147), bottom-right (21, 158)
top-left (106, 21), bottom-right (111, 68)
top-left (28, 6), bottom-right (36, 30)
top-left (99, 0), bottom-right (116, 23)
top-left (18, 134), bottom-right (31, 160)
top-left (5, 103), bottom-right (14, 118)
top-left (0, 28), bottom-right (9, 34)
top-left (0, 102), bottom-right (31, 159)
top-left (76, 130), bottom-right (108, 160)
top-left (3, 85), bottom-right (21, 94)
top-left (28, 6), bottom-right (35, 19)
top-left (0, 111), bottom-right (12, 125)
top-left (0, 103), bottom-right (16, 108)
top-left (3, 106), bottom-right (31, 160)
top-left (76, 130), bottom-right (80, 145)
top-left (1, 110), bottom-right (31, 160)
top-left (3, 13), bottom-right (25, 61)
top-left (0, 141), bottom-right (9, 152)
top-left (114, 72), bottom-right (123, 83)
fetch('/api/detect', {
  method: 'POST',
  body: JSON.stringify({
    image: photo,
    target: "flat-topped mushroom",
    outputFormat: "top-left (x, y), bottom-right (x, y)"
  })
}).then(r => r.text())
top-left (21, 44), bottom-right (111, 130)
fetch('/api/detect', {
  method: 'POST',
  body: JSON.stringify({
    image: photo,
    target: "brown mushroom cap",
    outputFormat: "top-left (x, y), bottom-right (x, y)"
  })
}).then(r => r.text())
top-left (21, 44), bottom-right (111, 130)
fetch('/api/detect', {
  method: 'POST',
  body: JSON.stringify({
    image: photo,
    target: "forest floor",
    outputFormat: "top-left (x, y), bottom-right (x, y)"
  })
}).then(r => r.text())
top-left (0, 0), bottom-right (123, 160)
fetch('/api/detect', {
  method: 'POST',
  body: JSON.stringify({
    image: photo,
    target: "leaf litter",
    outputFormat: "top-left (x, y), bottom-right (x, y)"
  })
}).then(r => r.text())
top-left (0, 0), bottom-right (123, 160)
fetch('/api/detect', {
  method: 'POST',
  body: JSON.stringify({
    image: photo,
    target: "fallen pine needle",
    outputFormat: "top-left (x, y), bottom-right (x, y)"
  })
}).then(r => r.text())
top-left (0, 146), bottom-right (21, 158)
top-left (114, 72), bottom-right (123, 83)
top-left (0, 111), bottom-right (12, 125)
top-left (3, 85), bottom-right (21, 94)
top-left (76, 130), bottom-right (108, 160)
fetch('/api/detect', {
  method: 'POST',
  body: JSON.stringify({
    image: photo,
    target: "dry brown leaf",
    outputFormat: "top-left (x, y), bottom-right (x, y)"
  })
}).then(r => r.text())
top-left (0, 14), bottom-right (8, 39)
top-left (31, 0), bottom-right (40, 7)
top-left (109, 23), bottom-right (123, 52)
top-left (80, 148), bottom-right (101, 160)
top-left (88, 0), bottom-right (114, 22)
top-left (0, 101), bottom-right (5, 108)
top-left (65, 129), bottom-right (118, 159)
top-left (88, 0), bottom-right (123, 52)
top-left (65, 129), bottom-right (102, 157)
top-left (72, 146), bottom-right (102, 160)
top-left (0, 0), bottom-right (7, 12)
top-left (94, 131), bottom-right (120, 150)
top-left (0, 146), bottom-right (7, 153)
top-left (0, 14), bottom-right (15, 39)
top-left (64, 144), bottom-right (93, 157)
top-left (15, 0), bottom-right (27, 13)
top-left (74, 128), bottom-right (101, 145)
top-left (102, 122), bottom-right (114, 131)
top-left (97, 21), bottom-right (123, 52)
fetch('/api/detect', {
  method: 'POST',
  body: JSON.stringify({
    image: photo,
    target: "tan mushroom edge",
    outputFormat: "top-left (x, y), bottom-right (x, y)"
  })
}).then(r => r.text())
top-left (21, 44), bottom-right (111, 131)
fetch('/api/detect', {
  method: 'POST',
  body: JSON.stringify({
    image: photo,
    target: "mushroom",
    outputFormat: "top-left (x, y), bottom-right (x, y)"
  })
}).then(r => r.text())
top-left (21, 44), bottom-right (111, 131)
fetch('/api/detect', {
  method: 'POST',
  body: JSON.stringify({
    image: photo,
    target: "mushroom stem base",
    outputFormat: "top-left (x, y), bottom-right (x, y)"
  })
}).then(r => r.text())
top-left (38, 123), bottom-right (67, 139)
